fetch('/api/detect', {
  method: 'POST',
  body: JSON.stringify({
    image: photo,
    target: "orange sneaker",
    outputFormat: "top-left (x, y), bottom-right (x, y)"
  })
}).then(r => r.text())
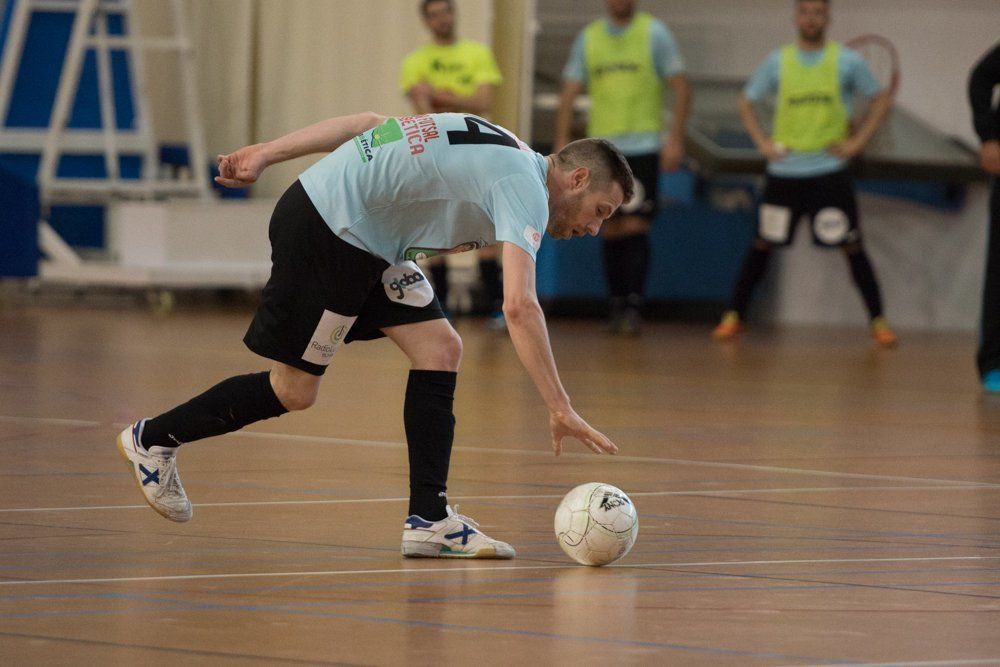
top-left (712, 311), bottom-right (743, 341)
top-left (871, 317), bottom-right (898, 348)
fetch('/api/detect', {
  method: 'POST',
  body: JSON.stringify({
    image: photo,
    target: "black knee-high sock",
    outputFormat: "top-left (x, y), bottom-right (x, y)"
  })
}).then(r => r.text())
top-left (478, 258), bottom-right (503, 311)
top-left (429, 262), bottom-right (449, 310)
top-left (729, 245), bottom-right (772, 318)
top-left (140, 372), bottom-right (288, 449)
top-left (404, 370), bottom-right (457, 521)
top-left (602, 237), bottom-right (628, 298)
top-left (846, 249), bottom-right (884, 320)
top-left (620, 233), bottom-right (650, 300)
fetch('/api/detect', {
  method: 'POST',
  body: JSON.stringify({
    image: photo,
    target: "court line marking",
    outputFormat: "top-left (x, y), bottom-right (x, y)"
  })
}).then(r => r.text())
top-left (0, 484), bottom-right (995, 514)
top-left (2, 414), bottom-right (997, 489)
top-left (1, 555), bottom-right (998, 587)
top-left (788, 661), bottom-right (1000, 667)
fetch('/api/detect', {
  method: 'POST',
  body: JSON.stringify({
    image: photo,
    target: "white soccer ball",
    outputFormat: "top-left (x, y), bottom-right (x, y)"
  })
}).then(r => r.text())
top-left (554, 482), bottom-right (639, 566)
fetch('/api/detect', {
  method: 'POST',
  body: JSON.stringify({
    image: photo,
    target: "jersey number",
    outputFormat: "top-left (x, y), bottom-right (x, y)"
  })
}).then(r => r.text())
top-left (447, 116), bottom-right (519, 149)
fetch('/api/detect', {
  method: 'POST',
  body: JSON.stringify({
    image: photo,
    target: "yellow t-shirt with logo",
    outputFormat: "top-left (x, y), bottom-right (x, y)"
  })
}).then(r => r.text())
top-left (399, 39), bottom-right (502, 98)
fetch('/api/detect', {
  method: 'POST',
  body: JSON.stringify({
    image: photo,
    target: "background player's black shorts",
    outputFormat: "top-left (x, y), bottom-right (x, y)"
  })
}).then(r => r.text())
top-left (757, 169), bottom-right (861, 247)
top-left (244, 180), bottom-right (445, 376)
top-left (613, 152), bottom-right (659, 221)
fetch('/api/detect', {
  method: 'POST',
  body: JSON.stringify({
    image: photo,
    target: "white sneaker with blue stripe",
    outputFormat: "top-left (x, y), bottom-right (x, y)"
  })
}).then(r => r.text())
top-left (401, 505), bottom-right (515, 559)
top-left (116, 421), bottom-right (192, 522)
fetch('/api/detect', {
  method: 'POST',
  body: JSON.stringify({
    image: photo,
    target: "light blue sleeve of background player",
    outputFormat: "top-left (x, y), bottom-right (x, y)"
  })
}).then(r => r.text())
top-left (841, 48), bottom-right (884, 98)
top-left (744, 50), bottom-right (782, 102)
top-left (651, 20), bottom-right (685, 79)
top-left (562, 32), bottom-right (587, 83)
top-left (487, 173), bottom-right (550, 262)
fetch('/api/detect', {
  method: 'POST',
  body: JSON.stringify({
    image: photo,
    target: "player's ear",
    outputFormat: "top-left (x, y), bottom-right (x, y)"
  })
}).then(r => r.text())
top-left (569, 166), bottom-right (590, 192)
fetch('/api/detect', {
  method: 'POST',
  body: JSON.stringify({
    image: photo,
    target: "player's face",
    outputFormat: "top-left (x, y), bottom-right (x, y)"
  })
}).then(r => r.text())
top-left (795, 1), bottom-right (829, 43)
top-left (423, 1), bottom-right (455, 41)
top-left (548, 178), bottom-right (625, 240)
top-left (605, 0), bottom-right (636, 22)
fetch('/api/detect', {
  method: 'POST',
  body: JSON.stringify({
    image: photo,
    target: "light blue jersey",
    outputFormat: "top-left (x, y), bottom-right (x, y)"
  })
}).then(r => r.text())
top-left (299, 113), bottom-right (549, 265)
top-left (562, 17), bottom-right (685, 156)
top-left (744, 45), bottom-right (883, 178)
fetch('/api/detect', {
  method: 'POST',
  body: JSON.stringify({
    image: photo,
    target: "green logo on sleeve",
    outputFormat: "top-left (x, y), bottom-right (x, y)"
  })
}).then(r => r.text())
top-left (353, 118), bottom-right (404, 163)
top-left (371, 118), bottom-right (403, 146)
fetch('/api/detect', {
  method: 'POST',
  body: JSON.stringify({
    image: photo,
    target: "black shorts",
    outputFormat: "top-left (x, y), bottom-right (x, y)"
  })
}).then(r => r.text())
top-left (613, 153), bottom-right (659, 221)
top-left (757, 170), bottom-right (861, 247)
top-left (244, 180), bottom-right (445, 376)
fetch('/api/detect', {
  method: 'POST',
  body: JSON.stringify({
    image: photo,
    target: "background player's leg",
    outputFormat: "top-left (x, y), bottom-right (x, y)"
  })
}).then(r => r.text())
top-left (603, 215), bottom-right (650, 334)
top-left (842, 241), bottom-right (884, 321)
top-left (978, 180), bottom-right (1000, 384)
top-left (382, 319), bottom-right (462, 522)
top-left (714, 238), bottom-right (772, 340)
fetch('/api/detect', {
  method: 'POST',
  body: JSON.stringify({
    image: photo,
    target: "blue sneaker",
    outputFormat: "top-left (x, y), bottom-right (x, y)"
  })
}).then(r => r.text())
top-left (984, 370), bottom-right (1000, 394)
top-left (401, 505), bottom-right (515, 559)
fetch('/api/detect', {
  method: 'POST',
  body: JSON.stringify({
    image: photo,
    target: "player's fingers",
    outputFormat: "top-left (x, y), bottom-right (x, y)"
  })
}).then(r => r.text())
top-left (595, 432), bottom-right (618, 454)
top-left (582, 438), bottom-right (603, 455)
top-left (552, 435), bottom-right (562, 457)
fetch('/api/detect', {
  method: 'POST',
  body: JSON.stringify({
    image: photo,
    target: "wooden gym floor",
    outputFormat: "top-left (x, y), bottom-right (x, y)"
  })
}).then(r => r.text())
top-left (1, 300), bottom-right (998, 665)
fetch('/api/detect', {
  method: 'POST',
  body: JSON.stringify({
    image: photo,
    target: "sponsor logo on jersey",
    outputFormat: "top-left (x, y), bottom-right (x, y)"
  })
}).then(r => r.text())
top-left (400, 115), bottom-right (440, 156)
top-left (523, 225), bottom-right (542, 252)
top-left (353, 118), bottom-right (404, 163)
top-left (388, 270), bottom-right (427, 301)
top-left (404, 240), bottom-right (486, 261)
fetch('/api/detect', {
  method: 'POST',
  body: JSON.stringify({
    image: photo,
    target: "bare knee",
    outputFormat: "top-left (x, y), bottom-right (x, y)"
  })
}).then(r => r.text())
top-left (423, 329), bottom-right (462, 371)
top-left (269, 364), bottom-right (320, 411)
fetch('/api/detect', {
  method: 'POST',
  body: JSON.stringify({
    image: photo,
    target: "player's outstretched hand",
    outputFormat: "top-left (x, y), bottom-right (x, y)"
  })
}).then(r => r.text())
top-left (549, 409), bottom-right (619, 457)
top-left (215, 143), bottom-right (268, 188)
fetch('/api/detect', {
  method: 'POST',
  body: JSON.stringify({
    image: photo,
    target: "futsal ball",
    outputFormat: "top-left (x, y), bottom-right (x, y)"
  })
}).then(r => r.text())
top-left (554, 482), bottom-right (638, 566)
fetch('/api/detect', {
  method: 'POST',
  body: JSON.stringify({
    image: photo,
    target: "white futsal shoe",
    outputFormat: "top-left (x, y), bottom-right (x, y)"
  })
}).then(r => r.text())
top-left (402, 505), bottom-right (515, 559)
top-left (116, 421), bottom-right (192, 522)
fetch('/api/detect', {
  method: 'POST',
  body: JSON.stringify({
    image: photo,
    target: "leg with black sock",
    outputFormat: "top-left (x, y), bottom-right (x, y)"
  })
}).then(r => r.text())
top-left (620, 233), bottom-right (651, 301)
top-left (478, 257), bottom-right (503, 313)
top-left (140, 371), bottom-right (289, 449)
top-left (404, 370), bottom-right (457, 521)
top-left (730, 242), bottom-right (772, 319)
top-left (429, 260), bottom-right (449, 314)
top-left (844, 244), bottom-right (884, 320)
top-left (602, 236), bottom-right (628, 331)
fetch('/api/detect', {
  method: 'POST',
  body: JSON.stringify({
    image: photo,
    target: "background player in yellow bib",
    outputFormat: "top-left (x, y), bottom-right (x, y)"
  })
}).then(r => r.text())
top-left (713, 0), bottom-right (897, 347)
top-left (400, 0), bottom-right (507, 329)
top-left (554, 0), bottom-right (691, 335)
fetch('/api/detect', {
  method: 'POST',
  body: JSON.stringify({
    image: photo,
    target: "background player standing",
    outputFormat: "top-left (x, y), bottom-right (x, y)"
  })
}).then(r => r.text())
top-left (400, 0), bottom-right (506, 327)
top-left (712, 0), bottom-right (898, 347)
top-left (969, 41), bottom-right (1000, 393)
top-left (554, 0), bottom-right (690, 335)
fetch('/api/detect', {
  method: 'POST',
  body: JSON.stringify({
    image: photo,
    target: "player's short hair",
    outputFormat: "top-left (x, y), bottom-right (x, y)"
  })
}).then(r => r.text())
top-left (421, 0), bottom-right (453, 15)
top-left (555, 139), bottom-right (635, 204)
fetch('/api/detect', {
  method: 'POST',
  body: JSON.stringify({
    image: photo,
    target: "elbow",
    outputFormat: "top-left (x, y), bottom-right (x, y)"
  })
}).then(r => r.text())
top-left (361, 111), bottom-right (385, 129)
top-left (502, 297), bottom-right (540, 326)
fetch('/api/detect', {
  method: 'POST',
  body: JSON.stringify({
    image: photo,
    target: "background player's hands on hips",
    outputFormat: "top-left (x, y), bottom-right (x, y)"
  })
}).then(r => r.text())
top-left (549, 409), bottom-right (619, 457)
top-left (659, 137), bottom-right (684, 172)
top-left (827, 137), bottom-right (866, 160)
top-left (759, 138), bottom-right (788, 162)
top-left (980, 140), bottom-right (1000, 176)
top-left (215, 143), bottom-right (268, 188)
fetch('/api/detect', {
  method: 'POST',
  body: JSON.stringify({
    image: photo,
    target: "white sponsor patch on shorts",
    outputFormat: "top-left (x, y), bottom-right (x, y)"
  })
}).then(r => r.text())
top-left (620, 176), bottom-right (646, 214)
top-left (759, 204), bottom-right (792, 243)
top-left (301, 310), bottom-right (357, 366)
top-left (382, 261), bottom-right (434, 308)
top-left (813, 207), bottom-right (850, 245)
top-left (523, 225), bottom-right (542, 252)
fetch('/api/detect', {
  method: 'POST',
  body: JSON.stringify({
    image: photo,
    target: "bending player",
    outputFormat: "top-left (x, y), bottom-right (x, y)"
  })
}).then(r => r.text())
top-left (115, 111), bottom-right (632, 559)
